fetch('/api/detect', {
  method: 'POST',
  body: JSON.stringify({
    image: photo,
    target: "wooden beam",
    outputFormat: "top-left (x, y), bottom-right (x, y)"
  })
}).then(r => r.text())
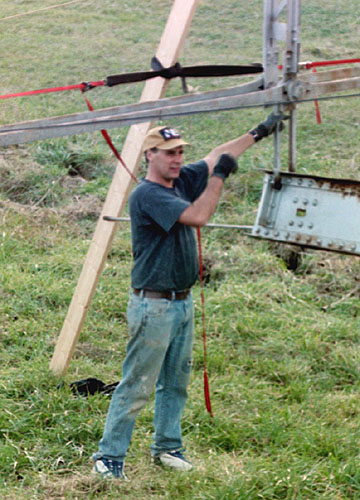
top-left (49, 0), bottom-right (200, 376)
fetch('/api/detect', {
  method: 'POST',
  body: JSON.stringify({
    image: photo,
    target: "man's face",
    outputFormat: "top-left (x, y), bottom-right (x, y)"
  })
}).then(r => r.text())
top-left (147, 146), bottom-right (184, 184)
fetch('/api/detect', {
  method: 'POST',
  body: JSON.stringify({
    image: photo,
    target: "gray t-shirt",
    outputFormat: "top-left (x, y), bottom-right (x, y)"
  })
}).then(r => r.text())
top-left (129, 160), bottom-right (209, 291)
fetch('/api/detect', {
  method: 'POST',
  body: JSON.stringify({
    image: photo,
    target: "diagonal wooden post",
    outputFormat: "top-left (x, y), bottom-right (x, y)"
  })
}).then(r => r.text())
top-left (50, 0), bottom-right (200, 375)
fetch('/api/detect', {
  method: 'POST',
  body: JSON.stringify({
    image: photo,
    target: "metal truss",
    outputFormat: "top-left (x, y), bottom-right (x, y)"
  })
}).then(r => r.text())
top-left (1, 0), bottom-right (360, 260)
top-left (0, 0), bottom-right (359, 149)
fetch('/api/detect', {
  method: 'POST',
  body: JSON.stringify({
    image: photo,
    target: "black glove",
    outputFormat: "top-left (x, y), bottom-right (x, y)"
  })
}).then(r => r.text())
top-left (212, 153), bottom-right (238, 181)
top-left (250, 111), bottom-right (288, 142)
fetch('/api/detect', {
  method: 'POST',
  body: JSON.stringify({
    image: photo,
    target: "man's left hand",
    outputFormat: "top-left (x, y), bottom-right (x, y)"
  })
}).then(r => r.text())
top-left (212, 153), bottom-right (238, 181)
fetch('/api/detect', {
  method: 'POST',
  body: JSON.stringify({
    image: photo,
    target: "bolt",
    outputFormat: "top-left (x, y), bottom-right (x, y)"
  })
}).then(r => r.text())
top-left (312, 199), bottom-right (318, 206)
top-left (298, 222), bottom-right (303, 228)
top-left (293, 197), bottom-right (299, 203)
top-left (289, 220), bottom-right (294, 226)
top-left (308, 223), bottom-right (314, 229)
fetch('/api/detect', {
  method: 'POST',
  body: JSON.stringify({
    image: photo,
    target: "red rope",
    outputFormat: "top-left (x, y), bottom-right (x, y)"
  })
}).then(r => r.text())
top-left (312, 68), bottom-right (322, 124)
top-left (305, 58), bottom-right (360, 69)
top-left (83, 94), bottom-right (138, 183)
top-left (196, 226), bottom-right (214, 417)
top-left (0, 80), bottom-right (105, 100)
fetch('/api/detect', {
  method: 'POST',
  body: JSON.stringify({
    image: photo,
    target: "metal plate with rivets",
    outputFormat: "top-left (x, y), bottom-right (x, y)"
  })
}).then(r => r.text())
top-left (251, 171), bottom-right (360, 256)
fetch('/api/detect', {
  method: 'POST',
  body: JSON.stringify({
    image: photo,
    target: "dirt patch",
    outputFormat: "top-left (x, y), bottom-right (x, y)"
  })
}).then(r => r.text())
top-left (59, 195), bottom-right (102, 220)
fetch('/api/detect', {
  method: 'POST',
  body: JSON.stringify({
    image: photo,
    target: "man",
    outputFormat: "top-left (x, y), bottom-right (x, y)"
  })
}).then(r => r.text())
top-left (92, 112), bottom-right (285, 479)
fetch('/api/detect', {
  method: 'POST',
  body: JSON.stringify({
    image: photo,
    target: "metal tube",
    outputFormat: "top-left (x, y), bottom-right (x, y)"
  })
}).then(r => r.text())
top-left (288, 107), bottom-right (296, 172)
top-left (102, 216), bottom-right (252, 231)
top-left (273, 104), bottom-right (281, 179)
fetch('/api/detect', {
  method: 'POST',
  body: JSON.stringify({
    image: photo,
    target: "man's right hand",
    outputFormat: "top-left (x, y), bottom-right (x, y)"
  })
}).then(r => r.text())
top-left (212, 153), bottom-right (238, 181)
top-left (250, 111), bottom-right (289, 142)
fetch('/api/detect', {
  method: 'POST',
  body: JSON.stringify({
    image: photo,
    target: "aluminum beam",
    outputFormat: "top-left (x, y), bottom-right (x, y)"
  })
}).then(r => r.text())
top-left (0, 71), bottom-right (359, 146)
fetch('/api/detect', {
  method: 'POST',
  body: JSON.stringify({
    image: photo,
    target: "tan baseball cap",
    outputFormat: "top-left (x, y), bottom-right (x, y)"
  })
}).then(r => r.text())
top-left (142, 126), bottom-right (190, 152)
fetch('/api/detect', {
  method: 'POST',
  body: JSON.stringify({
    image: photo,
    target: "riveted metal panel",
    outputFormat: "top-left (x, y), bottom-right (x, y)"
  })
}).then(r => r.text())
top-left (251, 171), bottom-right (360, 256)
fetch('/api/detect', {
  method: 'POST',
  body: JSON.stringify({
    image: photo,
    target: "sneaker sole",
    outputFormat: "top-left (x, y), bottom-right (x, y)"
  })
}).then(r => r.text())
top-left (153, 455), bottom-right (193, 472)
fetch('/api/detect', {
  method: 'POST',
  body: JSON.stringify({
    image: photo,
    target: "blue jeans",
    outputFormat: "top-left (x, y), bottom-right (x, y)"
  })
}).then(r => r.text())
top-left (92, 291), bottom-right (194, 462)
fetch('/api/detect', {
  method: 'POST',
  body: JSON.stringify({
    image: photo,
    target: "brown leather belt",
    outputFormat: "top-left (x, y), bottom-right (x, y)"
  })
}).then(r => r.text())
top-left (133, 288), bottom-right (191, 301)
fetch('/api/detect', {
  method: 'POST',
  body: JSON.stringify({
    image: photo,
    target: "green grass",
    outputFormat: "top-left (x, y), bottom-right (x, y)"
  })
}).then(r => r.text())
top-left (1, 0), bottom-right (360, 498)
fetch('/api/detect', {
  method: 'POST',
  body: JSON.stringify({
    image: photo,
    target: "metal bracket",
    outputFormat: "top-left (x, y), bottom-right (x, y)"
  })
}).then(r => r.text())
top-left (252, 171), bottom-right (360, 256)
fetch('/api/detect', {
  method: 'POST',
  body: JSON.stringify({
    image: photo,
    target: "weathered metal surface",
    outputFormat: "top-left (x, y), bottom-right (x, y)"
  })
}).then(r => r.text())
top-left (303, 76), bottom-right (360, 100)
top-left (263, 0), bottom-right (301, 86)
top-left (252, 171), bottom-right (360, 256)
top-left (0, 84), bottom-right (282, 146)
top-left (299, 66), bottom-right (360, 83)
top-left (0, 71), bottom-right (358, 147)
top-left (263, 0), bottom-right (282, 89)
top-left (0, 77), bottom-right (264, 133)
top-left (283, 0), bottom-right (301, 77)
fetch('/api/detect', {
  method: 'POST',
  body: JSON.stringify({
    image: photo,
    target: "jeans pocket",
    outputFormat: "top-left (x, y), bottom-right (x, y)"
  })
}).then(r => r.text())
top-left (145, 298), bottom-right (172, 318)
top-left (127, 295), bottom-right (144, 338)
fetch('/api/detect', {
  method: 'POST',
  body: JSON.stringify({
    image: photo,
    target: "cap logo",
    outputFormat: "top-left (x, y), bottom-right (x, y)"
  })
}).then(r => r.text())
top-left (159, 127), bottom-right (180, 141)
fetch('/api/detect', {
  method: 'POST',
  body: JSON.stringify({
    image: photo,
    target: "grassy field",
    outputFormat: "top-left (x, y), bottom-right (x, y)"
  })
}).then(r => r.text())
top-left (1, 0), bottom-right (360, 498)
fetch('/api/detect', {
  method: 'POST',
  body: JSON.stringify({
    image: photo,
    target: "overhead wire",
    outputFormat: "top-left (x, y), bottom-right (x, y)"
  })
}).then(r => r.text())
top-left (0, 0), bottom-right (83, 22)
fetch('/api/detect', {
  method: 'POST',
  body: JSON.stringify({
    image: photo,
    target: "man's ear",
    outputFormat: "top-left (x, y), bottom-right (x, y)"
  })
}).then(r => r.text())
top-left (145, 147), bottom-right (159, 164)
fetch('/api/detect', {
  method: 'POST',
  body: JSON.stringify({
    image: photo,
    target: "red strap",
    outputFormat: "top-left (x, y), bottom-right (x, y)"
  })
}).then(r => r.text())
top-left (196, 226), bottom-right (214, 417)
top-left (82, 95), bottom-right (138, 184)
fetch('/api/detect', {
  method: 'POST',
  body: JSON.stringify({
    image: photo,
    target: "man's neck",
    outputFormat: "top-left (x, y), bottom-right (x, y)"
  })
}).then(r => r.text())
top-left (145, 173), bottom-right (174, 188)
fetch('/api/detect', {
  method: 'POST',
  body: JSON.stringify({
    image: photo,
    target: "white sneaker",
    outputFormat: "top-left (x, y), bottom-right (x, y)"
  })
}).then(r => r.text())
top-left (153, 450), bottom-right (193, 471)
top-left (92, 458), bottom-right (126, 479)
